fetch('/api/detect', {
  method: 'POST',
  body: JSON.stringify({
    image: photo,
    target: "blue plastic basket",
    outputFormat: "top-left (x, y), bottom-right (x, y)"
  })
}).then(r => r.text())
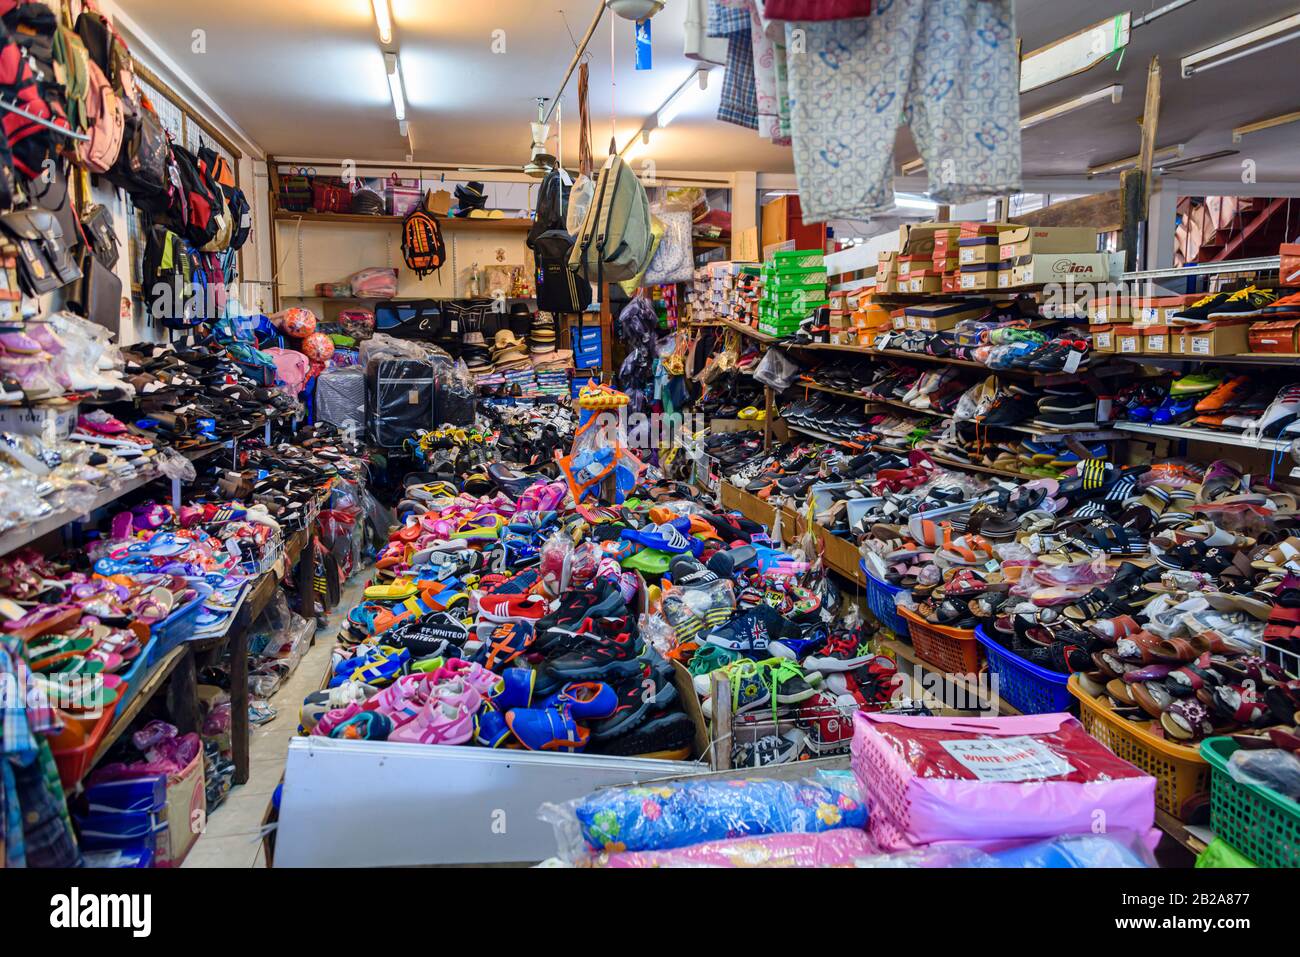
top-left (147, 582), bottom-right (214, 667)
top-left (862, 560), bottom-right (910, 639)
top-left (113, 636), bottom-right (160, 719)
top-left (974, 625), bottom-right (1074, 715)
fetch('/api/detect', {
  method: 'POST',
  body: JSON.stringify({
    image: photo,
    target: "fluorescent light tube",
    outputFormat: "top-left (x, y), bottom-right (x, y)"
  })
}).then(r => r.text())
top-left (1182, 13), bottom-right (1300, 77)
top-left (657, 68), bottom-right (711, 128)
top-left (385, 53), bottom-right (406, 122)
top-left (894, 193), bottom-right (937, 211)
top-left (1020, 84), bottom-right (1122, 129)
top-left (373, 0), bottom-right (393, 45)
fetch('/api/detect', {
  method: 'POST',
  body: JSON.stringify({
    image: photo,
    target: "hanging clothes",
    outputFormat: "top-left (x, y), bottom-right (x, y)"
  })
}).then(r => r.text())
top-left (746, 1), bottom-right (785, 143)
top-left (708, 1), bottom-right (759, 130)
top-left (784, 0), bottom-right (1022, 222)
top-left (764, 0), bottom-right (873, 19)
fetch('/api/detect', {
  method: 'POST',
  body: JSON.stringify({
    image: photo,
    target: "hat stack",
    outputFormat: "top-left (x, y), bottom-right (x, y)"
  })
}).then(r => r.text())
top-left (492, 329), bottom-right (531, 373)
top-left (461, 330), bottom-right (494, 376)
top-left (530, 312), bottom-right (557, 355)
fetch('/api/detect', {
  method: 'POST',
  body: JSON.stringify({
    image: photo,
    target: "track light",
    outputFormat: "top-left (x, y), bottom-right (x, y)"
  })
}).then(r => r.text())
top-left (372, 0), bottom-right (393, 45)
top-left (385, 52), bottom-right (406, 123)
top-left (1019, 84), bottom-right (1123, 130)
top-left (657, 68), bottom-right (712, 128)
top-left (1182, 13), bottom-right (1300, 77)
top-left (1087, 143), bottom-right (1184, 176)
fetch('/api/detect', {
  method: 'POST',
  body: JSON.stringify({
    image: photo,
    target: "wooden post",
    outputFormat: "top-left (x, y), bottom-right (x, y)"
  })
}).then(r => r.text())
top-left (711, 674), bottom-right (732, 771)
top-left (1122, 57), bottom-right (1162, 272)
top-left (266, 155), bottom-right (282, 312)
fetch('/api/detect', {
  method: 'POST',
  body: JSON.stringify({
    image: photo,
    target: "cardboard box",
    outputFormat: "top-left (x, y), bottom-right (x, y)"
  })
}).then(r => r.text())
top-left (1170, 329), bottom-right (1188, 355)
top-left (1113, 324), bottom-right (1142, 356)
top-left (1011, 253), bottom-right (1110, 287)
top-left (0, 402), bottom-right (77, 445)
top-left (905, 302), bottom-right (988, 332)
top-left (958, 237), bottom-right (1000, 265)
top-left (762, 195), bottom-right (824, 251)
top-left (1091, 325), bottom-right (1116, 352)
top-left (1143, 325), bottom-right (1171, 355)
top-left (1281, 243), bottom-right (1300, 287)
top-left (1250, 318), bottom-right (1300, 353)
top-left (159, 750), bottom-right (205, 867)
top-left (1090, 297), bottom-right (1132, 324)
top-left (735, 226), bottom-right (760, 263)
top-left (904, 271), bottom-right (942, 294)
top-left (1187, 321), bottom-right (1250, 357)
top-left (959, 263), bottom-right (1002, 291)
top-left (998, 226), bottom-right (1099, 261)
top-left (942, 272), bottom-right (961, 293)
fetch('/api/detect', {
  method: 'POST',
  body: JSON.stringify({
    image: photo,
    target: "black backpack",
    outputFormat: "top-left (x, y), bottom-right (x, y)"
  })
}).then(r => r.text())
top-left (163, 145), bottom-right (221, 247)
top-left (109, 95), bottom-right (168, 202)
top-left (528, 169), bottom-right (591, 315)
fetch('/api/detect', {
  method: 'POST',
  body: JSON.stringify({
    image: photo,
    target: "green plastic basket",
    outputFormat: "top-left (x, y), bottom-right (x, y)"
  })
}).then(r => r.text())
top-left (1196, 838), bottom-right (1257, 869)
top-left (1201, 737), bottom-right (1300, 868)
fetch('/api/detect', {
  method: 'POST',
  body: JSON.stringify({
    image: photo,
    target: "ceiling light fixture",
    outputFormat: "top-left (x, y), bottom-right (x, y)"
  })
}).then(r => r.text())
top-left (1019, 84), bottom-right (1123, 129)
top-left (657, 68), bottom-right (712, 128)
top-left (1182, 13), bottom-right (1300, 77)
top-left (893, 192), bottom-right (938, 211)
top-left (372, 0), bottom-right (393, 45)
top-left (606, 0), bottom-right (665, 20)
top-left (1087, 143), bottom-right (1184, 176)
top-left (385, 52), bottom-right (406, 123)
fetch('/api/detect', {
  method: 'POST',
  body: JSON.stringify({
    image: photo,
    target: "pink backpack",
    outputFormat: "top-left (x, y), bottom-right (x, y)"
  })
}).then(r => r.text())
top-left (77, 59), bottom-right (124, 173)
top-left (264, 347), bottom-right (309, 394)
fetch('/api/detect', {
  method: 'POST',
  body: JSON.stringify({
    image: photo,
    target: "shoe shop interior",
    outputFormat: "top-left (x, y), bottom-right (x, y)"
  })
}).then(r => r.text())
top-left (2, 0), bottom-right (1300, 884)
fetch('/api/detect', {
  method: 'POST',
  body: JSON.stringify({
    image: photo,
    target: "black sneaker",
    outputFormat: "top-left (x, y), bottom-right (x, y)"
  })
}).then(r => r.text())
top-left (542, 628), bottom-right (645, 682)
top-left (734, 729), bottom-right (808, 767)
top-left (589, 661), bottom-right (678, 741)
top-left (1172, 291), bottom-right (1233, 323)
top-left (1206, 285), bottom-right (1277, 319)
top-left (382, 612), bottom-right (468, 658)
top-left (588, 708), bottom-right (695, 755)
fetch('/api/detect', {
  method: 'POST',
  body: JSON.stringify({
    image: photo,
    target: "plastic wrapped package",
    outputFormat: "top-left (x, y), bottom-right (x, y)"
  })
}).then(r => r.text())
top-left (436, 359), bottom-right (476, 427)
top-left (597, 828), bottom-right (878, 867)
top-left (316, 366), bottom-right (368, 435)
top-left (359, 332), bottom-right (429, 366)
top-left (850, 831), bottom-right (1156, 868)
top-left (753, 347), bottom-right (801, 391)
top-left (661, 579), bottom-right (737, 643)
top-left (851, 712), bottom-right (1156, 851)
top-left (1227, 747), bottom-right (1300, 801)
top-left (540, 775), bottom-right (868, 862)
top-left (366, 357), bottom-right (436, 448)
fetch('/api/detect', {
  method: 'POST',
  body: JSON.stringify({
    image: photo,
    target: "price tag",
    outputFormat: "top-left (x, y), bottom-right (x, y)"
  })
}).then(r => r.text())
top-left (1062, 349), bottom-right (1084, 373)
top-left (408, 390), bottom-right (421, 405)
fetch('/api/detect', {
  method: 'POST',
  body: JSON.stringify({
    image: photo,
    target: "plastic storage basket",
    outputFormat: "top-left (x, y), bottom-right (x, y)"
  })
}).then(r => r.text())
top-left (148, 582), bottom-right (214, 666)
top-left (862, 561), bottom-right (910, 639)
top-left (1068, 675), bottom-right (1209, 819)
top-left (974, 626), bottom-right (1074, 714)
top-left (1202, 736), bottom-right (1299, 868)
top-left (897, 606), bottom-right (982, 674)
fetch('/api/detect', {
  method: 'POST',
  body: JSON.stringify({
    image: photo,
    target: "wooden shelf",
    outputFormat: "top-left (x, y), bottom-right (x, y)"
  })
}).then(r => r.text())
top-left (274, 210), bottom-right (533, 231)
top-left (1155, 808), bottom-right (1212, 857)
top-left (91, 647), bottom-right (189, 768)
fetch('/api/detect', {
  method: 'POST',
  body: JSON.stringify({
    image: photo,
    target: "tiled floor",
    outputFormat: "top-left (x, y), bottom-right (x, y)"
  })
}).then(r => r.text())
top-left (182, 575), bottom-right (367, 868)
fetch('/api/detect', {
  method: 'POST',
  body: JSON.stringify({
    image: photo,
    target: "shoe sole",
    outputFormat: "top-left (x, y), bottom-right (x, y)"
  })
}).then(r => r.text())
top-left (803, 654), bottom-right (874, 673)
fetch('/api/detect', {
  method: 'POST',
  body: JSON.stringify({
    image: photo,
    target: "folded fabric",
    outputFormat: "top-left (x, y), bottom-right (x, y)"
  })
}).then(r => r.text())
top-left (764, 0), bottom-right (873, 19)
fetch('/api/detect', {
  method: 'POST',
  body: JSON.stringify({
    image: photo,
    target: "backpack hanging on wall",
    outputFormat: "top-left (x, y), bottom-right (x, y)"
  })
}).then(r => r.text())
top-left (75, 58), bottom-right (124, 173)
top-left (8, 1), bottom-right (67, 121)
top-left (568, 155), bottom-right (653, 285)
top-left (165, 144), bottom-right (223, 248)
top-left (402, 195), bottom-right (445, 279)
top-left (0, 19), bottom-right (68, 179)
top-left (528, 167), bottom-right (590, 315)
top-left (198, 144), bottom-right (252, 250)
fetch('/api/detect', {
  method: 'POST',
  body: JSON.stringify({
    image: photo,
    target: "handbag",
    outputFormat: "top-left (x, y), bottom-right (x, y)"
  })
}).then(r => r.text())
top-left (277, 166), bottom-right (314, 212)
top-left (29, 162), bottom-right (80, 251)
top-left (73, 251), bottom-right (122, 335)
top-left (0, 207), bottom-right (82, 295)
top-left (81, 203), bottom-right (120, 269)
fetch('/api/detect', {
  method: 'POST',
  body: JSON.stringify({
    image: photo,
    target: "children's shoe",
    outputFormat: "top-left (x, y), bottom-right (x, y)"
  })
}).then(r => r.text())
top-left (539, 681), bottom-right (617, 720)
top-left (474, 705), bottom-right (511, 747)
top-left (487, 667), bottom-right (535, 711)
top-left (505, 706), bottom-right (589, 752)
top-left (387, 697), bottom-right (476, 745)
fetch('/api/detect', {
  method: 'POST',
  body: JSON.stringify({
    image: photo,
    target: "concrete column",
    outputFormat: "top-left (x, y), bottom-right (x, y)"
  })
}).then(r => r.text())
top-left (1146, 178), bottom-right (1180, 271)
top-left (731, 171), bottom-right (758, 260)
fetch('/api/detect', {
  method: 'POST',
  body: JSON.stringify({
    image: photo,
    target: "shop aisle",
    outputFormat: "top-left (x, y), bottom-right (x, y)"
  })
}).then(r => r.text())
top-left (183, 574), bottom-right (371, 868)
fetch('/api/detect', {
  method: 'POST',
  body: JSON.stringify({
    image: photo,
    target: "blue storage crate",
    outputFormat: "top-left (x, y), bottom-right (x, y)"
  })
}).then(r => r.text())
top-left (974, 625), bottom-right (1074, 714)
top-left (113, 636), bottom-right (160, 719)
top-left (862, 560), bottom-right (909, 639)
top-left (147, 582), bottom-right (214, 667)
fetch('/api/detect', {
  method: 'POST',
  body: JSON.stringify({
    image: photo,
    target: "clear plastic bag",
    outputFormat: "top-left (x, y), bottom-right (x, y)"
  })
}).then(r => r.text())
top-left (1228, 747), bottom-right (1300, 801)
top-left (753, 347), bottom-right (801, 391)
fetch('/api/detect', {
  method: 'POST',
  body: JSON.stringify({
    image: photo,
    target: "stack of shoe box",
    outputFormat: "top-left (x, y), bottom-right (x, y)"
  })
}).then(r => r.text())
top-left (759, 250), bottom-right (827, 337)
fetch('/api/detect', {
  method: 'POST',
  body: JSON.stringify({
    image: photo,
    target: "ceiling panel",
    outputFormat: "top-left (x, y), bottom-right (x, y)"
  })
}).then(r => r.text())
top-left (116, 0), bottom-right (1300, 182)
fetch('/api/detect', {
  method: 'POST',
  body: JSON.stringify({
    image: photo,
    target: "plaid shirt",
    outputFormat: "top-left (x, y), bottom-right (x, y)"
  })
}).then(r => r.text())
top-left (710, 2), bottom-right (759, 130)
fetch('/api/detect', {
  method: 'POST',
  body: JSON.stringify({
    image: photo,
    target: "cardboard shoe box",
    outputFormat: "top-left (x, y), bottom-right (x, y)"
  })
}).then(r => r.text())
top-left (1091, 324), bottom-right (1116, 352)
top-left (1143, 324), bottom-right (1171, 355)
top-left (959, 262), bottom-right (1003, 291)
top-left (1112, 324), bottom-right (1143, 356)
top-left (1186, 321), bottom-right (1250, 357)
top-left (997, 226), bottom-right (1099, 261)
top-left (958, 236), bottom-right (1000, 265)
top-left (1249, 317), bottom-right (1300, 353)
top-left (1010, 253), bottom-right (1110, 287)
top-left (904, 302), bottom-right (989, 332)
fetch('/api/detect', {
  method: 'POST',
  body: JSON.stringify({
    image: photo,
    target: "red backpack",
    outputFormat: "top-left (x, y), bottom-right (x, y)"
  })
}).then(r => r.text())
top-left (0, 18), bottom-right (68, 179)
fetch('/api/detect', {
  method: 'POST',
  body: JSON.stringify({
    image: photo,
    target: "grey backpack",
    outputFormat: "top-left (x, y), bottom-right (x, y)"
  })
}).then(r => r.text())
top-left (568, 156), bottom-right (653, 284)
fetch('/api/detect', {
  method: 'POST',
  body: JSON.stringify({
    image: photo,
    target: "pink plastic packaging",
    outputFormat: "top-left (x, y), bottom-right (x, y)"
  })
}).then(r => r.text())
top-left (598, 828), bottom-right (877, 868)
top-left (851, 712), bottom-right (1155, 851)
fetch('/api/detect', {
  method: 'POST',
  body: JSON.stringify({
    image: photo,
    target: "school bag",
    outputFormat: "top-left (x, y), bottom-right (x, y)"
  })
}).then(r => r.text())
top-left (165, 144), bottom-right (222, 248)
top-left (198, 144), bottom-right (251, 250)
top-left (568, 155), bottom-right (653, 284)
top-left (401, 194), bottom-right (446, 279)
top-left (76, 58), bottom-right (124, 173)
top-left (528, 168), bottom-right (591, 314)
top-left (0, 18), bottom-right (67, 179)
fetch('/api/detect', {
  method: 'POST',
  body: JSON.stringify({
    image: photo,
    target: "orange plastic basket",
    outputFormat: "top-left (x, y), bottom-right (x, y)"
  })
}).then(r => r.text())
top-left (897, 607), bottom-right (983, 674)
top-left (1068, 676), bottom-right (1209, 820)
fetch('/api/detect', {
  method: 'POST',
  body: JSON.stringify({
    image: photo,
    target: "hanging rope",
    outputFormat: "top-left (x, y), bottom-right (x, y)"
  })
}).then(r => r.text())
top-left (578, 61), bottom-right (593, 177)
top-left (608, 12), bottom-right (617, 156)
